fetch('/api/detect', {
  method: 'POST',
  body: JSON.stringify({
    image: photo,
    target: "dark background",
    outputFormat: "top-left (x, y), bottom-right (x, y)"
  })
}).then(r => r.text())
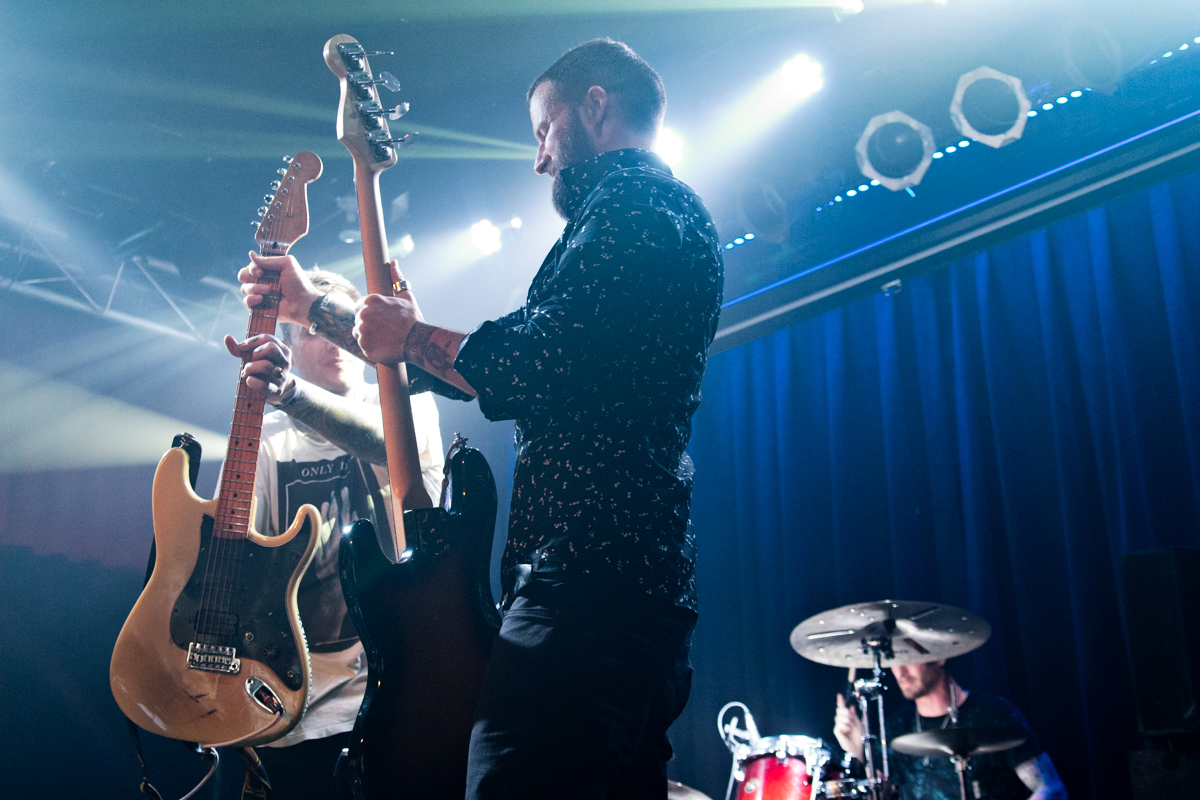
top-left (2, 1), bottom-right (1198, 797)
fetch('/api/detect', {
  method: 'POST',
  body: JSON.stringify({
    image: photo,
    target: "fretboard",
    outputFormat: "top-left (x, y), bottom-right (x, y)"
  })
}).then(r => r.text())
top-left (213, 255), bottom-right (284, 540)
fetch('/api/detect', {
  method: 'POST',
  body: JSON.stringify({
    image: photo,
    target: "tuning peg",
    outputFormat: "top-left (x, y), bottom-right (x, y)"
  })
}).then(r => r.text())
top-left (282, 155), bottom-right (293, 163)
top-left (251, 220), bottom-right (261, 228)
top-left (264, 194), bottom-right (274, 203)
top-left (388, 102), bottom-right (410, 120)
top-left (257, 207), bottom-right (268, 217)
top-left (277, 167), bottom-right (288, 175)
top-left (376, 71), bottom-right (401, 93)
top-left (270, 181), bottom-right (281, 190)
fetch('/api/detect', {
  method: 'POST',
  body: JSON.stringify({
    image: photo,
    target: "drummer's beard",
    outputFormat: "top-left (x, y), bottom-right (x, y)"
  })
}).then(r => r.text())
top-left (895, 663), bottom-right (946, 700)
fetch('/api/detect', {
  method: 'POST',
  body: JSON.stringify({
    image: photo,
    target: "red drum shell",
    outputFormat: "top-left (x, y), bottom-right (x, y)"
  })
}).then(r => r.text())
top-left (735, 754), bottom-right (814, 800)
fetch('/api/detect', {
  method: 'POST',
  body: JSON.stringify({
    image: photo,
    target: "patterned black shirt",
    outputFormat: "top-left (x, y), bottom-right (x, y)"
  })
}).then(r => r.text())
top-left (454, 148), bottom-right (723, 612)
top-left (885, 693), bottom-right (1043, 800)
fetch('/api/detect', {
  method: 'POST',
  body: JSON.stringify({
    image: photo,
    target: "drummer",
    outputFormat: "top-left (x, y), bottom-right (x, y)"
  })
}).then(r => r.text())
top-left (833, 659), bottom-right (1068, 800)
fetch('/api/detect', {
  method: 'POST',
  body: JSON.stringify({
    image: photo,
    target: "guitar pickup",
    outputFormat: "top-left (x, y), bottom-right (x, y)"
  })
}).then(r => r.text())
top-left (187, 642), bottom-right (242, 674)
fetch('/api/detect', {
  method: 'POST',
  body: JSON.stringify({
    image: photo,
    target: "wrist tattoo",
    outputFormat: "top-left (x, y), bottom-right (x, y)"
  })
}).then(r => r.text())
top-left (308, 294), bottom-right (373, 365)
top-left (404, 322), bottom-right (455, 375)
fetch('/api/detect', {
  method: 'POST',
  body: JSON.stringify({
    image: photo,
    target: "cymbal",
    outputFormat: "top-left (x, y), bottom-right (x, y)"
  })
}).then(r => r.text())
top-left (789, 600), bottom-right (990, 667)
top-left (891, 727), bottom-right (1026, 758)
top-left (668, 780), bottom-right (713, 800)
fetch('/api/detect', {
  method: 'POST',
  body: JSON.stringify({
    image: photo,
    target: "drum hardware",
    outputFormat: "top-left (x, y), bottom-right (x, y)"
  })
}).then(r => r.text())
top-left (891, 727), bottom-right (1026, 800)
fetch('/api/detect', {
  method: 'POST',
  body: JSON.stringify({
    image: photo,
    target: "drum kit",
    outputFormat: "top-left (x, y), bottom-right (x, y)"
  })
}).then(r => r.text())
top-left (709, 599), bottom-right (1025, 800)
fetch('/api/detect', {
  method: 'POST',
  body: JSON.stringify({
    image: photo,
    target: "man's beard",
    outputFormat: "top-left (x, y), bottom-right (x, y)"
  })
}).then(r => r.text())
top-left (550, 108), bottom-right (599, 219)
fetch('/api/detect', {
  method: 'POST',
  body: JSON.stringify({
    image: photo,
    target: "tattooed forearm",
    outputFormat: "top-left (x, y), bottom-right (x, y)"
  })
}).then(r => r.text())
top-left (403, 322), bottom-right (476, 396)
top-left (276, 377), bottom-right (388, 465)
top-left (307, 293), bottom-right (374, 365)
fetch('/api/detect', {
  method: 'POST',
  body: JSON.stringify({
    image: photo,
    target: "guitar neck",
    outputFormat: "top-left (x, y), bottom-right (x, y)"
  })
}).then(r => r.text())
top-left (355, 161), bottom-right (433, 543)
top-left (213, 252), bottom-right (285, 540)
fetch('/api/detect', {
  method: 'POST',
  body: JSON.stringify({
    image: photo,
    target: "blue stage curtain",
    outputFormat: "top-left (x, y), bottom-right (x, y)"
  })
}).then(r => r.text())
top-left (669, 169), bottom-right (1200, 800)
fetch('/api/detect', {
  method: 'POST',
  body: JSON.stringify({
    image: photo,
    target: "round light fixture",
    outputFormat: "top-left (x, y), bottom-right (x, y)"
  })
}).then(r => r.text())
top-left (855, 111), bottom-right (935, 192)
top-left (949, 66), bottom-right (1032, 149)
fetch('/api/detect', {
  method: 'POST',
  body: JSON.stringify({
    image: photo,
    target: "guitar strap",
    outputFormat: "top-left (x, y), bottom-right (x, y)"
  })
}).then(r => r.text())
top-left (122, 718), bottom-right (165, 800)
top-left (237, 747), bottom-right (273, 800)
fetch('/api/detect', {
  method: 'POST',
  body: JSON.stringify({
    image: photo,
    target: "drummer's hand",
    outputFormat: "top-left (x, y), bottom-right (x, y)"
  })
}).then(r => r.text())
top-left (834, 694), bottom-right (865, 763)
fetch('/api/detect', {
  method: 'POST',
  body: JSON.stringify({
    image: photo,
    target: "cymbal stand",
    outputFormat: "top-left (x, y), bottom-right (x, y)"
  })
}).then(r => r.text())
top-left (951, 754), bottom-right (969, 800)
top-left (852, 636), bottom-right (892, 800)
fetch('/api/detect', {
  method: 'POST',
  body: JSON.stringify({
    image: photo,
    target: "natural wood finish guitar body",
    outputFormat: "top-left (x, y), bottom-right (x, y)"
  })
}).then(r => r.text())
top-left (110, 447), bottom-right (320, 746)
top-left (110, 151), bottom-right (326, 748)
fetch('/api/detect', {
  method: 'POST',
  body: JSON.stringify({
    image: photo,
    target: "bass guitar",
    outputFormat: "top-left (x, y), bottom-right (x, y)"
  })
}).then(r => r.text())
top-left (322, 34), bottom-right (501, 799)
top-left (110, 152), bottom-right (325, 748)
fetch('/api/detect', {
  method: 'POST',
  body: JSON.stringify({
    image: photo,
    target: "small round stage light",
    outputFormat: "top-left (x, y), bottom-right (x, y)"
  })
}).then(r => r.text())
top-left (510, 217), bottom-right (523, 229)
top-left (744, 233), bottom-right (756, 240)
top-left (1070, 90), bottom-right (1083, 98)
top-left (1042, 103), bottom-right (1054, 111)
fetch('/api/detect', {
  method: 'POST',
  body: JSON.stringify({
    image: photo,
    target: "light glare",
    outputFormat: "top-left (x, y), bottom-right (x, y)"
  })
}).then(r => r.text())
top-left (510, 216), bottom-right (523, 229)
top-left (399, 233), bottom-right (414, 254)
top-left (654, 127), bottom-right (685, 167)
top-left (469, 220), bottom-right (502, 255)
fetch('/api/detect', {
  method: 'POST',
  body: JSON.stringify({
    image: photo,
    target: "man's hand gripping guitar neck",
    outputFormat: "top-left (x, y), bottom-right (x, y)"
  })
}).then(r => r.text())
top-left (237, 251), bottom-right (477, 398)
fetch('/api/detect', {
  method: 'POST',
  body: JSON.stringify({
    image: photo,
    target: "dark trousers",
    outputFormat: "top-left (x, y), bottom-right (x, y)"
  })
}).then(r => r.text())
top-left (465, 579), bottom-right (695, 800)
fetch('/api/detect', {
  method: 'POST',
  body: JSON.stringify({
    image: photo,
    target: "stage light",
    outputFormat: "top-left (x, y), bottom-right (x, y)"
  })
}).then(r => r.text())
top-left (1042, 103), bottom-right (1054, 110)
top-left (1070, 90), bottom-right (1083, 98)
top-left (509, 216), bottom-right (523, 229)
top-left (949, 66), bottom-right (1031, 149)
top-left (469, 220), bottom-right (501, 255)
top-left (958, 140), bottom-right (970, 148)
top-left (858, 184), bottom-right (868, 191)
top-left (855, 110), bottom-right (935, 192)
top-left (398, 233), bottom-right (414, 255)
top-left (655, 126), bottom-right (685, 167)
top-left (744, 233), bottom-right (755, 240)
top-left (772, 54), bottom-right (824, 106)
top-left (1056, 96), bottom-right (1068, 104)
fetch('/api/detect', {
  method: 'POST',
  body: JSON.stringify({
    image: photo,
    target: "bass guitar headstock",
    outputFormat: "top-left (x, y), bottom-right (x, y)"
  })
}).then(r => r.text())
top-left (323, 34), bottom-right (416, 173)
top-left (254, 151), bottom-right (324, 255)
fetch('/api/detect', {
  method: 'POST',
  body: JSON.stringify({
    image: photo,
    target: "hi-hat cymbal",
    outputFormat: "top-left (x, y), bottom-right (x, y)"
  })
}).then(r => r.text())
top-left (668, 780), bottom-right (713, 800)
top-left (891, 727), bottom-right (1026, 758)
top-left (789, 600), bottom-right (990, 667)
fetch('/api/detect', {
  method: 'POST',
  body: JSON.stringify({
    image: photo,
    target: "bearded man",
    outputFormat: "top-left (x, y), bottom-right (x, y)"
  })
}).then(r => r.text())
top-left (834, 659), bottom-right (1069, 800)
top-left (239, 38), bottom-right (723, 799)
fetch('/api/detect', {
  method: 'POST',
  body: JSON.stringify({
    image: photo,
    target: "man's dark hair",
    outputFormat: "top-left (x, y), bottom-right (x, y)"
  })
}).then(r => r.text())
top-left (528, 38), bottom-right (665, 132)
top-left (279, 268), bottom-right (360, 343)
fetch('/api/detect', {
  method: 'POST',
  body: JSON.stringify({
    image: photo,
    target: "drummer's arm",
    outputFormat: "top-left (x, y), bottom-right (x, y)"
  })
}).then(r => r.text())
top-left (1016, 753), bottom-right (1068, 800)
top-left (833, 694), bottom-right (865, 763)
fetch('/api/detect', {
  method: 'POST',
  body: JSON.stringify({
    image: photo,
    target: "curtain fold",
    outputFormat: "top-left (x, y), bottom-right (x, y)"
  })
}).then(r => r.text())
top-left (671, 169), bottom-right (1200, 800)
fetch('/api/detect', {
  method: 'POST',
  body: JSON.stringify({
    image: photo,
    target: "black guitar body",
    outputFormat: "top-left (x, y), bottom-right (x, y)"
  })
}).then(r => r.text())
top-left (338, 441), bottom-right (501, 800)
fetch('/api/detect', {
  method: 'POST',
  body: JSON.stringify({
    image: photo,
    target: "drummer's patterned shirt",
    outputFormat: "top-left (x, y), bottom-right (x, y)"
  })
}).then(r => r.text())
top-left (884, 693), bottom-right (1044, 800)
top-left (454, 148), bottom-right (723, 613)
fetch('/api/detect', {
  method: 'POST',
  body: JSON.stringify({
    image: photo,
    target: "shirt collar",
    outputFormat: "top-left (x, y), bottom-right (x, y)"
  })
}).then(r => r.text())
top-left (557, 148), bottom-right (672, 218)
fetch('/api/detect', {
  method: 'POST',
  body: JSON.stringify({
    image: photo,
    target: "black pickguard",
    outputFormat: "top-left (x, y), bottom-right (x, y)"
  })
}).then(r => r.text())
top-left (337, 442), bottom-right (500, 800)
top-left (169, 514), bottom-right (313, 692)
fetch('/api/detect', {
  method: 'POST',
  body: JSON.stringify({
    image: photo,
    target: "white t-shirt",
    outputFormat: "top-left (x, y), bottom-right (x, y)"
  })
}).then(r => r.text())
top-left (247, 386), bottom-right (443, 747)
